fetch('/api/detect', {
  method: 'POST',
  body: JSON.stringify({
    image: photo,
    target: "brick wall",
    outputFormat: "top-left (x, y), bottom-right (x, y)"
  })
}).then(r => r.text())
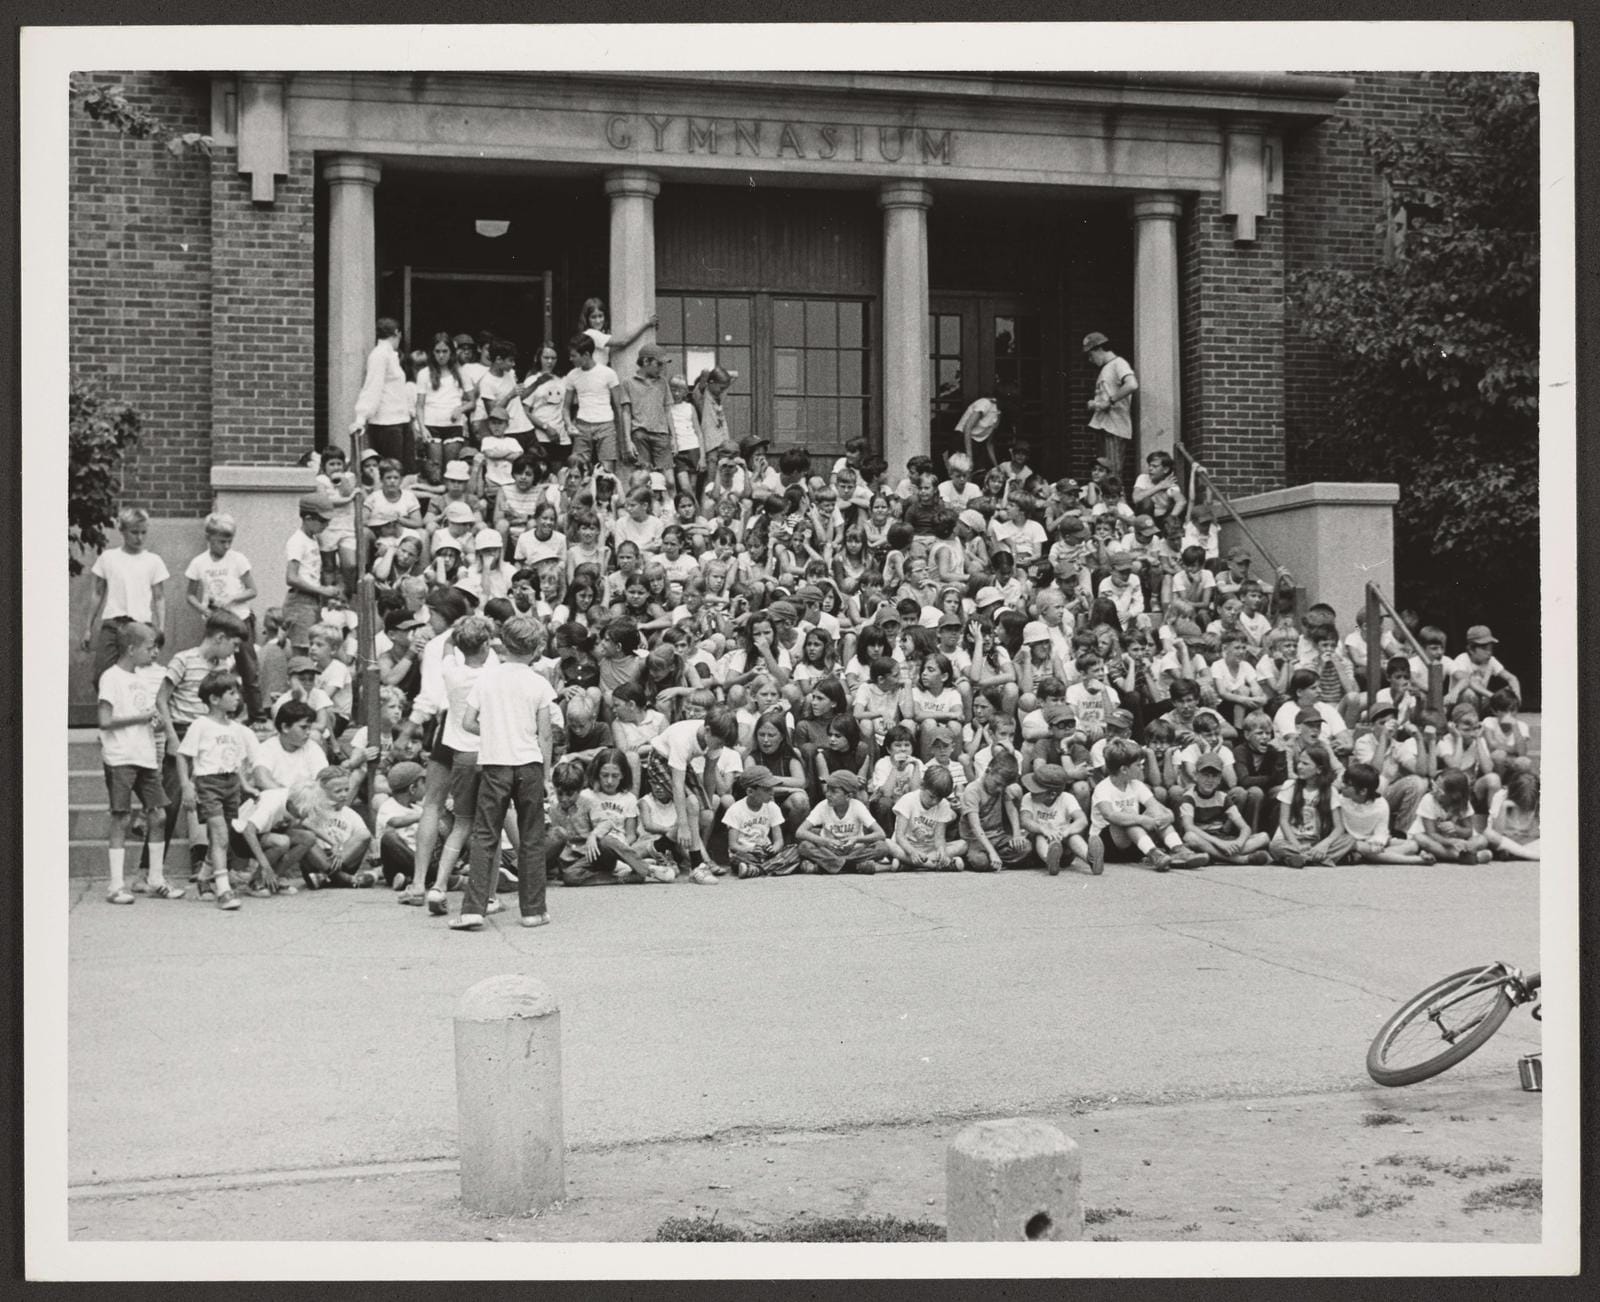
top-left (1064, 213), bottom-right (1135, 479)
top-left (1179, 192), bottom-right (1286, 499)
top-left (209, 146), bottom-right (318, 465)
top-left (1283, 72), bottom-right (1455, 483)
top-left (69, 71), bottom-right (214, 516)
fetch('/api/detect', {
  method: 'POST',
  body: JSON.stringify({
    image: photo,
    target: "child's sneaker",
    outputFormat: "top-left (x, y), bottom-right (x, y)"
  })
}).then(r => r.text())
top-left (1473, 848), bottom-right (1493, 864)
top-left (1044, 841), bottom-right (1064, 876)
top-left (519, 913), bottom-right (550, 928)
top-left (1281, 851), bottom-right (1306, 869)
top-left (1147, 847), bottom-right (1172, 873)
top-left (352, 869), bottom-right (379, 888)
top-left (304, 872), bottom-right (328, 891)
top-left (486, 897), bottom-right (504, 915)
top-left (1418, 851), bottom-right (1437, 865)
top-left (248, 884), bottom-right (274, 899)
top-left (1246, 851), bottom-right (1271, 865)
top-left (426, 887), bottom-right (448, 914)
top-left (1457, 847), bottom-right (1478, 865)
top-left (215, 889), bottom-right (241, 911)
top-left (1068, 856), bottom-right (1093, 875)
top-left (688, 864), bottom-right (719, 885)
top-left (194, 876), bottom-right (218, 901)
top-left (391, 874), bottom-right (408, 893)
top-left (1174, 850), bottom-right (1208, 869)
top-left (1087, 836), bottom-right (1105, 876)
top-left (106, 888), bottom-right (136, 905)
top-left (143, 882), bottom-right (186, 900)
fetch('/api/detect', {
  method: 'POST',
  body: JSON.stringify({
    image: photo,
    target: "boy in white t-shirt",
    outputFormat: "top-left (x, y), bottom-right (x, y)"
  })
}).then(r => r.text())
top-left (98, 621), bottom-right (183, 903)
top-left (563, 333), bottom-right (624, 477)
top-left (887, 764), bottom-right (965, 872)
top-left (82, 506), bottom-right (170, 683)
top-left (1087, 737), bottom-right (1205, 874)
top-left (722, 766), bottom-right (798, 878)
top-left (176, 671), bottom-right (262, 910)
top-left (798, 770), bottom-right (890, 875)
top-left (1019, 763), bottom-right (1092, 875)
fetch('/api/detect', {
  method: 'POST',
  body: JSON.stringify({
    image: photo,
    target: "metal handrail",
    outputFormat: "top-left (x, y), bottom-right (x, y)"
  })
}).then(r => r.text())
top-left (1170, 444), bottom-right (1289, 583)
top-left (1364, 581), bottom-right (1444, 718)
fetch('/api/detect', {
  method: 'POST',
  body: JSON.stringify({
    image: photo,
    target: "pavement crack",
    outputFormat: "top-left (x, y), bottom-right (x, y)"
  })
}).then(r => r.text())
top-left (1153, 922), bottom-right (1408, 1002)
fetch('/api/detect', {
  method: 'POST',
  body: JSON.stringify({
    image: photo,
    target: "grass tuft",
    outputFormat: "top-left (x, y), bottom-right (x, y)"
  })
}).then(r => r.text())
top-left (1084, 1206), bottom-right (1133, 1225)
top-left (1362, 1112), bottom-right (1406, 1127)
top-left (1463, 1179), bottom-right (1542, 1214)
top-left (654, 1214), bottom-right (945, 1243)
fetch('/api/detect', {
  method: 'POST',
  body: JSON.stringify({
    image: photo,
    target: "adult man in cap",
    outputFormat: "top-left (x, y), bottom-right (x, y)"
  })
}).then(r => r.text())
top-left (619, 342), bottom-right (674, 474)
top-left (1083, 331), bottom-right (1138, 475)
top-left (351, 317), bottom-right (416, 470)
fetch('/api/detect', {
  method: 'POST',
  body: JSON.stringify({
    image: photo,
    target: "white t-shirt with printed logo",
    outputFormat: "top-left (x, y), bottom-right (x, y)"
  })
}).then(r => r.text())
top-left (723, 798), bottom-right (785, 856)
top-left (1022, 790), bottom-right (1083, 839)
top-left (801, 798), bottom-right (877, 848)
top-left (892, 791), bottom-right (954, 853)
top-left (1089, 775), bottom-right (1153, 833)
top-left (178, 716), bottom-right (260, 778)
top-left (582, 787), bottom-right (639, 833)
top-left (184, 549), bottom-right (254, 620)
top-left (97, 664), bottom-right (161, 769)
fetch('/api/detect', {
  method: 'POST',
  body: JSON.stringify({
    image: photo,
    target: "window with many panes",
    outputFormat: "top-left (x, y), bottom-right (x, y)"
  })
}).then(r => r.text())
top-left (654, 295), bottom-right (754, 439)
top-left (771, 298), bottom-right (870, 451)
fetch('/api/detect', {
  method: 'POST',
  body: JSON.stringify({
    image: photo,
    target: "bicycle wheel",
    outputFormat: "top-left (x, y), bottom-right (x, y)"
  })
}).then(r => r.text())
top-left (1366, 966), bottom-right (1517, 1087)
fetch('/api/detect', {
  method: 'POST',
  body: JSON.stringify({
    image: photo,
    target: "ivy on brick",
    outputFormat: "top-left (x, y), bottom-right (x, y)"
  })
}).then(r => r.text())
top-left (71, 75), bottom-right (213, 156)
top-left (69, 380), bottom-right (141, 576)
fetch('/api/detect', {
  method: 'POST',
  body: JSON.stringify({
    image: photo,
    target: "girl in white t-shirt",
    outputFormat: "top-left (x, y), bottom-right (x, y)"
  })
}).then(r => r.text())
top-left (578, 749), bottom-right (671, 883)
top-left (1339, 761), bottom-right (1433, 864)
top-left (577, 297), bottom-right (656, 369)
top-left (1486, 770), bottom-right (1539, 861)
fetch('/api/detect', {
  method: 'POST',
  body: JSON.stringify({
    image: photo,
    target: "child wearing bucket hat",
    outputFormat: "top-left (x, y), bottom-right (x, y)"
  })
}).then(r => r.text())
top-left (1019, 763), bottom-right (1093, 875)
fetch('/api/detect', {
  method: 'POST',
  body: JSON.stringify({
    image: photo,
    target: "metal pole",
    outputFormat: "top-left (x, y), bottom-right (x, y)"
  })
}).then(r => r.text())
top-left (350, 426), bottom-right (381, 817)
top-left (1365, 583), bottom-right (1384, 718)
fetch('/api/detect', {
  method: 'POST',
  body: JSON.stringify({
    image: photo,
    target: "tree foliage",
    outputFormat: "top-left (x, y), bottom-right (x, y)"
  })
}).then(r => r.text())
top-left (70, 74), bottom-right (213, 156)
top-left (1290, 72), bottom-right (1539, 631)
top-left (69, 380), bottom-right (142, 576)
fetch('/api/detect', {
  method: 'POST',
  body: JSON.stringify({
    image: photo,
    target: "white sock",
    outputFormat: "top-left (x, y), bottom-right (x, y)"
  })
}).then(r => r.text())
top-left (147, 842), bottom-right (167, 886)
top-left (1162, 829), bottom-right (1185, 851)
top-left (108, 847), bottom-right (126, 891)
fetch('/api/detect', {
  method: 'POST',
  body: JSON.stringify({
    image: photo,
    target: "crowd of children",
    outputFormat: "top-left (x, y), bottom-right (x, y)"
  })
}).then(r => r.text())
top-left (86, 317), bottom-right (1542, 931)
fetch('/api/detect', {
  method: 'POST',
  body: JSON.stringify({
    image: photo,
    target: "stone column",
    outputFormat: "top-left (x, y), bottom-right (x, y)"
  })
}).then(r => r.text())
top-left (323, 155), bottom-right (382, 455)
top-left (879, 181), bottom-right (933, 474)
top-left (1131, 192), bottom-right (1184, 463)
top-left (604, 168), bottom-right (660, 381)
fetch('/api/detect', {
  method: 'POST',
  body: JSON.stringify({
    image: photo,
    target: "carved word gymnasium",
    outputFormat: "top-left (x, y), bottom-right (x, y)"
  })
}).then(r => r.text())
top-left (604, 114), bottom-right (956, 165)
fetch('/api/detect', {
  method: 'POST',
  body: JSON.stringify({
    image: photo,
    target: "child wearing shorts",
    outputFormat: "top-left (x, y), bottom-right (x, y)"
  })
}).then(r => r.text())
top-left (887, 764), bottom-right (966, 872)
top-left (1019, 763), bottom-right (1092, 875)
top-left (98, 621), bottom-right (183, 903)
top-left (175, 671), bottom-right (261, 909)
top-left (722, 766), bottom-right (801, 878)
top-left (1087, 737), bottom-right (1206, 874)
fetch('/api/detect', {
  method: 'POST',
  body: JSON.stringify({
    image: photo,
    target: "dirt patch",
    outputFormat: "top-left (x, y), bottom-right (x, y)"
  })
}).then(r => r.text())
top-left (69, 1080), bottom-right (1541, 1244)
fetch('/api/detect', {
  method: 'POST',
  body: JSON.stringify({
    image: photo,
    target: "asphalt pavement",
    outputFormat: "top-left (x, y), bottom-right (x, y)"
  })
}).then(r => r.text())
top-left (64, 858), bottom-right (1542, 1192)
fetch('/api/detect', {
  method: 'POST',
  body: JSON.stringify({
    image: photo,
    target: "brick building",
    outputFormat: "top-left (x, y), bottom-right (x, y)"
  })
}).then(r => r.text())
top-left (67, 69), bottom-right (1454, 718)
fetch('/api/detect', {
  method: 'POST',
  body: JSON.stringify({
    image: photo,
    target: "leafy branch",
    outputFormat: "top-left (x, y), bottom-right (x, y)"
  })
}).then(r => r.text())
top-left (70, 74), bottom-right (213, 156)
top-left (69, 381), bottom-right (142, 576)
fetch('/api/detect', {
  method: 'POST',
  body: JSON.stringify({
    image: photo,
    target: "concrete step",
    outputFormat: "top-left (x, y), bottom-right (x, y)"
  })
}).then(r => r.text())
top-left (70, 838), bottom-right (200, 880)
top-left (71, 770), bottom-right (109, 804)
top-left (70, 733), bottom-right (100, 769)
top-left (71, 806), bottom-right (114, 841)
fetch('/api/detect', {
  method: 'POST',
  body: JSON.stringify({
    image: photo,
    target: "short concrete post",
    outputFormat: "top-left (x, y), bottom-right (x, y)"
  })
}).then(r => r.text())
top-left (454, 975), bottom-right (564, 1215)
top-left (947, 1119), bottom-right (1082, 1241)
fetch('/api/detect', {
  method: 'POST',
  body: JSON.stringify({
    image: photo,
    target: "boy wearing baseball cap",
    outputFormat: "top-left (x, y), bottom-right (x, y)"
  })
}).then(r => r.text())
top-left (722, 766), bottom-right (802, 878)
top-left (619, 344), bottom-right (674, 475)
top-left (1177, 753), bottom-right (1271, 865)
top-left (797, 770), bottom-right (891, 874)
top-left (1446, 624), bottom-right (1521, 713)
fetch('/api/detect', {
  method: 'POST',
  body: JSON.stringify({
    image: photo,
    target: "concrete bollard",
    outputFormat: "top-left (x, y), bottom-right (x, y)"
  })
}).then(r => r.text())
top-left (946, 1118), bottom-right (1083, 1241)
top-left (453, 974), bottom-right (564, 1216)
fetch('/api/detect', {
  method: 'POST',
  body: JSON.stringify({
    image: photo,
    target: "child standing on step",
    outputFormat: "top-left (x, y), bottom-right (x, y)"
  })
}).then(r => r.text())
top-left (98, 621), bottom-right (184, 903)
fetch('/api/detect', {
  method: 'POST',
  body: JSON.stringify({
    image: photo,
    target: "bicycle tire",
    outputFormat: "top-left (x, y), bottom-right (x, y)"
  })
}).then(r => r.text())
top-left (1366, 966), bottom-right (1517, 1087)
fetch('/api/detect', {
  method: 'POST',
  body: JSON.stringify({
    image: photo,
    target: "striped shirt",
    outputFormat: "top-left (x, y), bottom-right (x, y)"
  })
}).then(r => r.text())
top-left (163, 647), bottom-right (237, 727)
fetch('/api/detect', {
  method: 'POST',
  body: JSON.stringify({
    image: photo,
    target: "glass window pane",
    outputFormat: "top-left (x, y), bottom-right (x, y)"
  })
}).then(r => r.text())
top-left (807, 350), bottom-right (837, 395)
top-left (718, 297), bottom-right (750, 342)
top-left (806, 300), bottom-right (837, 347)
top-left (723, 346), bottom-right (751, 389)
top-left (940, 314), bottom-right (962, 355)
top-left (658, 350), bottom-right (685, 380)
top-left (774, 349), bottom-right (802, 394)
top-left (726, 395), bottom-right (753, 439)
top-left (774, 299), bottom-right (804, 347)
top-left (840, 301), bottom-right (864, 349)
top-left (937, 359), bottom-right (962, 399)
top-left (837, 400), bottom-right (863, 443)
top-left (839, 351), bottom-right (863, 396)
top-left (995, 357), bottom-right (1019, 384)
top-left (684, 296), bottom-right (715, 344)
top-left (807, 398), bottom-right (837, 441)
top-left (994, 316), bottom-right (1016, 356)
top-left (1014, 315), bottom-right (1038, 354)
top-left (655, 297), bottom-right (681, 344)
top-left (775, 397), bottom-right (802, 435)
